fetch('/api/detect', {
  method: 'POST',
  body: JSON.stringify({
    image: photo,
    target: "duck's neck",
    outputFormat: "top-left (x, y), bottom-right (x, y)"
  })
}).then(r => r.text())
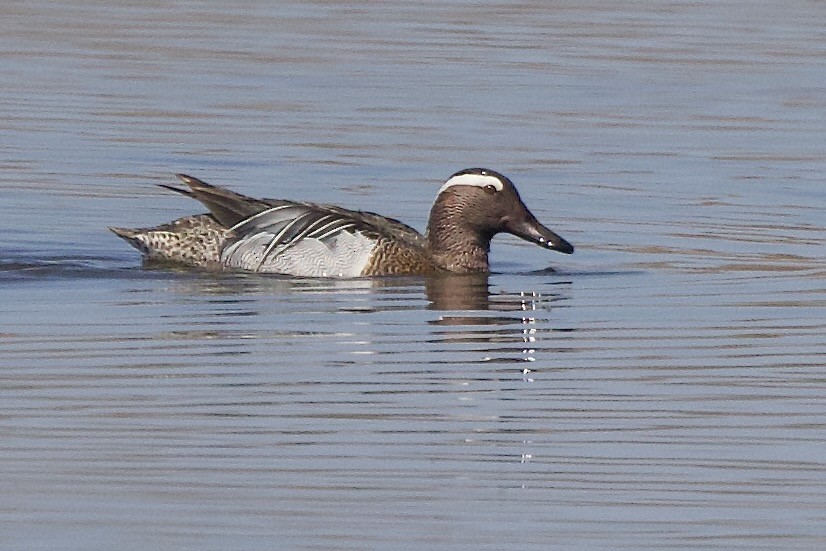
top-left (426, 203), bottom-right (493, 273)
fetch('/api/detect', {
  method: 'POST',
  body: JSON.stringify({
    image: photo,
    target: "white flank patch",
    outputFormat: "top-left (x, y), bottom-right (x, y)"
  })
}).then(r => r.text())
top-left (438, 173), bottom-right (504, 195)
top-left (222, 230), bottom-right (376, 277)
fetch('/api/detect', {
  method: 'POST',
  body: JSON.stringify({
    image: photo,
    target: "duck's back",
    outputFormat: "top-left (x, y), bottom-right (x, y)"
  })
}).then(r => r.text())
top-left (112, 176), bottom-right (437, 277)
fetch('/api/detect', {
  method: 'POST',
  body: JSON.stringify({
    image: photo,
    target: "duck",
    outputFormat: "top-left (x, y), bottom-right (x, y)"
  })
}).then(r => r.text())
top-left (110, 168), bottom-right (574, 277)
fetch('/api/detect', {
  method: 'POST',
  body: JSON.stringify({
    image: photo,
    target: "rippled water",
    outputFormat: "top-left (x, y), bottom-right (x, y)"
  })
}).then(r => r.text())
top-left (1, 1), bottom-right (825, 550)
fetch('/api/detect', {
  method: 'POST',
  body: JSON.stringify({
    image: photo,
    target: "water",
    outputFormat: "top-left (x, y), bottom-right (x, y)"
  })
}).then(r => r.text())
top-left (1, 1), bottom-right (825, 549)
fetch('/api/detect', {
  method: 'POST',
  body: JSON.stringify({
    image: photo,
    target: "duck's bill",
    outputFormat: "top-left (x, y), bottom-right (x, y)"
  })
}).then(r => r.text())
top-left (506, 215), bottom-right (574, 254)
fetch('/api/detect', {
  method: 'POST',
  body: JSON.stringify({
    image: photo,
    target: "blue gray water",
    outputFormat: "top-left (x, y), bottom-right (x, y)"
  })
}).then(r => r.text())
top-left (1, 2), bottom-right (824, 550)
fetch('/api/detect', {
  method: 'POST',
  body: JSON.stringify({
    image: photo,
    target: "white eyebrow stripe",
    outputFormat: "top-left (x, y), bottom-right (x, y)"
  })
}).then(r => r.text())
top-left (438, 173), bottom-right (503, 194)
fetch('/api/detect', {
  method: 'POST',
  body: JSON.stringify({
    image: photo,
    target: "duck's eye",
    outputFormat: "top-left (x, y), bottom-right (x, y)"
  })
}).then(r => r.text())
top-left (483, 184), bottom-right (498, 194)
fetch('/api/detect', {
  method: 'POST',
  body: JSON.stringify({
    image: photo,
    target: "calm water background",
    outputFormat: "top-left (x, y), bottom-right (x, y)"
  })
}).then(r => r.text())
top-left (1, 1), bottom-right (824, 549)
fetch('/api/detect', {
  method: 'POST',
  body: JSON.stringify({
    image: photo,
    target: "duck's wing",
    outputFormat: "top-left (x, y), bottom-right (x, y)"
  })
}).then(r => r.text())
top-left (166, 174), bottom-right (426, 275)
top-left (309, 204), bottom-right (426, 248)
top-left (222, 198), bottom-right (426, 274)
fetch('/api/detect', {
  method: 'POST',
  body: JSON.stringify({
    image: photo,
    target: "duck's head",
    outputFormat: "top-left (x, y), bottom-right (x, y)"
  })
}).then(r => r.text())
top-left (426, 169), bottom-right (574, 271)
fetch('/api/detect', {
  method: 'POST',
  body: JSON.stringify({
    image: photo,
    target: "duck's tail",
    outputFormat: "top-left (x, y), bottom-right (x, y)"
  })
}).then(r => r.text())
top-left (110, 174), bottom-right (266, 266)
top-left (109, 226), bottom-right (150, 254)
top-left (109, 214), bottom-right (228, 267)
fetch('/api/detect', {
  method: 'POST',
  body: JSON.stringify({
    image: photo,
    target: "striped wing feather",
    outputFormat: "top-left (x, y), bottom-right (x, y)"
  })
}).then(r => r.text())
top-left (221, 199), bottom-right (426, 273)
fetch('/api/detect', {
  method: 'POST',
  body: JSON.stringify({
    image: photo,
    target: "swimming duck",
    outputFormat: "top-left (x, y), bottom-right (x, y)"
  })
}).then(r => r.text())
top-left (111, 168), bottom-right (574, 277)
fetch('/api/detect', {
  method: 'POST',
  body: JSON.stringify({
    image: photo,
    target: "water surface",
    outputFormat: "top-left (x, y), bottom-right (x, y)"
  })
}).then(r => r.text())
top-left (1, 1), bottom-right (825, 550)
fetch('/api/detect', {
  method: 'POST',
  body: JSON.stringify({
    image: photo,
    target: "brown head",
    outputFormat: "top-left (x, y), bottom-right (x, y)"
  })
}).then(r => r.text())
top-left (425, 168), bottom-right (574, 273)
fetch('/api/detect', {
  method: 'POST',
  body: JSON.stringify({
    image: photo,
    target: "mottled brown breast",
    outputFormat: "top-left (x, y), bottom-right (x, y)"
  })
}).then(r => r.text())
top-left (361, 237), bottom-right (443, 276)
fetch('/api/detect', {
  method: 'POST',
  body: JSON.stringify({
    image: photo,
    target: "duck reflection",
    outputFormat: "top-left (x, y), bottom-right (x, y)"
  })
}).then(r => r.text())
top-left (136, 260), bottom-right (572, 365)
top-left (425, 273), bottom-right (491, 311)
top-left (424, 272), bottom-right (572, 365)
